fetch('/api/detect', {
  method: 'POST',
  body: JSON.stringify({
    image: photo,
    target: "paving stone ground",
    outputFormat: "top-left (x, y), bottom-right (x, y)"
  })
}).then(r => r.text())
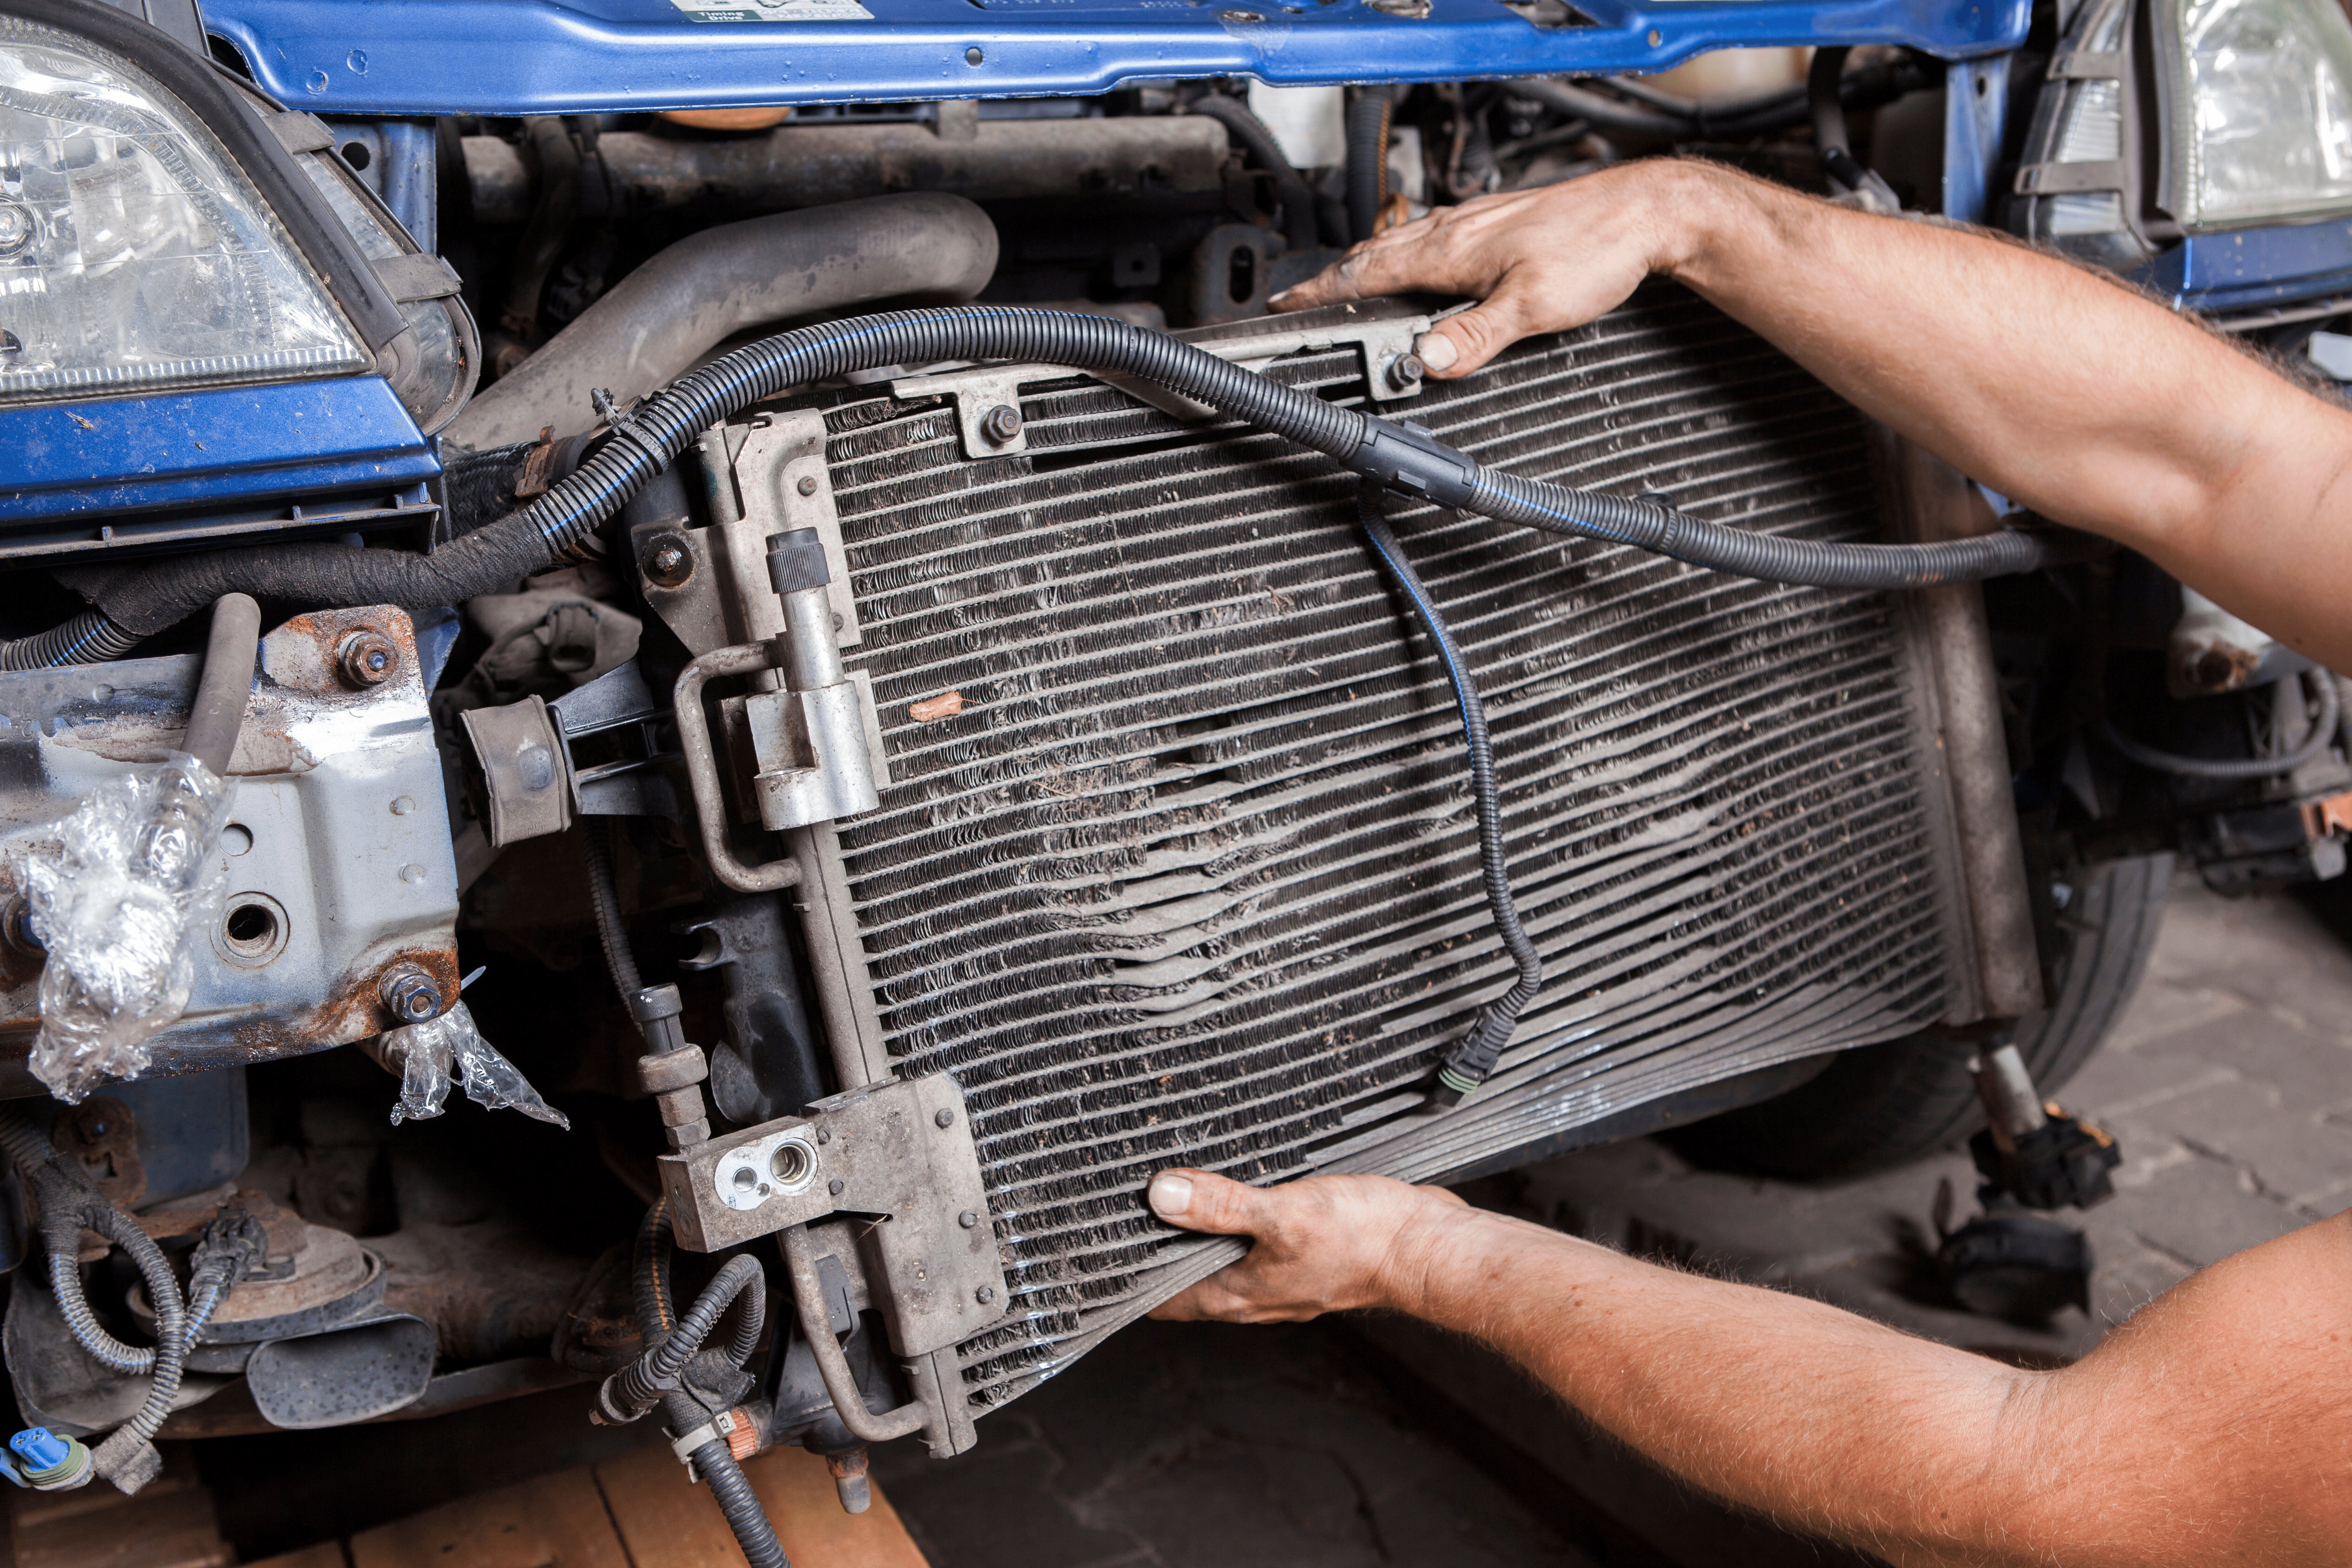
top-left (883, 873), bottom-right (2352, 1564)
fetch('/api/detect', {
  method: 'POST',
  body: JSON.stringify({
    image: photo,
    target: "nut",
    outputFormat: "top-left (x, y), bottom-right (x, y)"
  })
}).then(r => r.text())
top-left (978, 403), bottom-right (1023, 446)
top-left (338, 630), bottom-right (399, 688)
top-left (641, 531), bottom-right (694, 589)
top-left (380, 966), bottom-right (444, 1024)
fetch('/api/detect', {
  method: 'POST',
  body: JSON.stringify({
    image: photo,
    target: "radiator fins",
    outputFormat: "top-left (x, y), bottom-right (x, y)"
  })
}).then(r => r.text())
top-left (816, 285), bottom-right (1964, 1415)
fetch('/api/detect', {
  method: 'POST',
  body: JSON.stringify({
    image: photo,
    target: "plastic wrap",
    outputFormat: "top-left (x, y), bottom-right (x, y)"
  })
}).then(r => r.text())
top-left (11, 758), bottom-right (234, 1103)
top-left (375, 1000), bottom-right (569, 1129)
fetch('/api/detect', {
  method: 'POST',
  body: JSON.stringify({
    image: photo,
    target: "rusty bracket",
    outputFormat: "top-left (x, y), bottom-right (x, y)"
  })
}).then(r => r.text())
top-left (656, 1072), bottom-right (1004, 1359)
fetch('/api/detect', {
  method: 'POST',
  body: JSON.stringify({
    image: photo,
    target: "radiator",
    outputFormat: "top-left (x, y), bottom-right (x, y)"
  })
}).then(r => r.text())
top-left (818, 284), bottom-right (1968, 1415)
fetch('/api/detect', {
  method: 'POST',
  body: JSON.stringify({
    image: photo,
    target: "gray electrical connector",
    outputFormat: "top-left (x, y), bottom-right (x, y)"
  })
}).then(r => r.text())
top-left (740, 528), bottom-right (885, 831)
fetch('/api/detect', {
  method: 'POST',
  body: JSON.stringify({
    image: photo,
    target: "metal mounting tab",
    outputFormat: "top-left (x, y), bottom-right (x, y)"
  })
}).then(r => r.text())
top-left (656, 1072), bottom-right (1005, 1359)
top-left (887, 313), bottom-right (1435, 458)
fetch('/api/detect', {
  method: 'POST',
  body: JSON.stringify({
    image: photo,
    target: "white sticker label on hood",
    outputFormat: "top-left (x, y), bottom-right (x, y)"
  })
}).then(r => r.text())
top-left (671, 0), bottom-right (874, 19)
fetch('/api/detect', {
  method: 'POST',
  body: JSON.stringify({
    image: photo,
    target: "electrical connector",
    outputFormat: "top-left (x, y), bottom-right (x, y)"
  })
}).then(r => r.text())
top-left (8, 1428), bottom-right (93, 1491)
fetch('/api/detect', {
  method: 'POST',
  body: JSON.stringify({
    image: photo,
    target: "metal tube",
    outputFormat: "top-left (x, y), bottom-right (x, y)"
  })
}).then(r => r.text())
top-left (672, 642), bottom-right (806, 894)
top-left (779, 1225), bottom-right (930, 1444)
top-left (1971, 1041), bottom-right (2048, 1154)
top-left (781, 588), bottom-right (843, 691)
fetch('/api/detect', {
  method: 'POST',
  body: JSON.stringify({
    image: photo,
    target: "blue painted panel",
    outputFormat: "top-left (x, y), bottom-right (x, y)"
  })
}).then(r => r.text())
top-left (205, 0), bottom-right (2029, 118)
top-left (2137, 218), bottom-right (2352, 314)
top-left (0, 378), bottom-right (439, 522)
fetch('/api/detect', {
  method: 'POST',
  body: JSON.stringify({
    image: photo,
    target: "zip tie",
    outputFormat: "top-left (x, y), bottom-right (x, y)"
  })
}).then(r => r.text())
top-left (589, 386), bottom-right (661, 461)
top-left (671, 1407), bottom-right (738, 1467)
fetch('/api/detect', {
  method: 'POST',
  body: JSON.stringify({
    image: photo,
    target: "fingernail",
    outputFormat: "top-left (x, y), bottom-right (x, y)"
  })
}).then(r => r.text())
top-left (1416, 332), bottom-right (1458, 372)
top-left (1149, 1172), bottom-right (1194, 1218)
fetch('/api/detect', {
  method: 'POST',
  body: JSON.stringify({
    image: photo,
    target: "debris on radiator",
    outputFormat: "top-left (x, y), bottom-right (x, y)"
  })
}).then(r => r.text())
top-left (9, 757), bottom-right (234, 1103)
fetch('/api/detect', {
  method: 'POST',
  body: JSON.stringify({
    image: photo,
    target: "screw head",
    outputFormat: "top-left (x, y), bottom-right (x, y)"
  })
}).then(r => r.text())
top-left (934, 1108), bottom-right (956, 1129)
top-left (965, 45), bottom-right (984, 64)
top-left (641, 531), bottom-right (694, 589)
top-left (978, 403), bottom-right (1023, 446)
top-left (1385, 352), bottom-right (1425, 392)
top-left (796, 474), bottom-right (819, 497)
top-left (816, 1126), bottom-right (832, 1144)
top-left (337, 630), bottom-right (399, 689)
top-left (828, 1178), bottom-right (845, 1197)
top-left (958, 1210), bottom-right (979, 1229)
top-left (975, 1285), bottom-right (996, 1304)
top-left (380, 966), bottom-right (444, 1024)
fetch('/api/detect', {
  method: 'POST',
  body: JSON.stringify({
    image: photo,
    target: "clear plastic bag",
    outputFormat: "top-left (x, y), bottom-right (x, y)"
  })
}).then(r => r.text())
top-left (12, 757), bottom-right (234, 1103)
top-left (375, 999), bottom-right (569, 1130)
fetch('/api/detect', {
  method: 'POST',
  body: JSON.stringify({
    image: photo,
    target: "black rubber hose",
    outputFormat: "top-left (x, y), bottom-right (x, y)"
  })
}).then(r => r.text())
top-left (54, 305), bottom-right (2054, 644)
top-left (0, 609), bottom-right (141, 671)
top-left (664, 1388), bottom-right (789, 1568)
top-left (183, 593), bottom-right (259, 776)
top-left (2103, 668), bottom-right (2341, 779)
top-left (585, 819), bottom-right (643, 1000)
top-left (1347, 87), bottom-right (1394, 242)
top-left (1356, 490), bottom-right (1542, 1104)
top-left (1188, 96), bottom-right (1320, 254)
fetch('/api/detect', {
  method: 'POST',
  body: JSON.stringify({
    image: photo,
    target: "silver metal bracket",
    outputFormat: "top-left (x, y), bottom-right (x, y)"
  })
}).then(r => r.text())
top-left (887, 312), bottom-right (1434, 455)
top-left (656, 1073), bottom-right (1005, 1361)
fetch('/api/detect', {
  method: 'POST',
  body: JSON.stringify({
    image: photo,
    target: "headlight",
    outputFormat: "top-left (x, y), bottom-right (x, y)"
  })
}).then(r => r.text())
top-left (0, 13), bottom-right (365, 405)
top-left (2159, 0), bottom-right (2352, 228)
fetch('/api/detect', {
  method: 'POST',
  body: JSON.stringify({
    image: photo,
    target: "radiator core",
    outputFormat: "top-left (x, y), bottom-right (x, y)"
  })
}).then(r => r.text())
top-left (816, 286), bottom-right (1967, 1415)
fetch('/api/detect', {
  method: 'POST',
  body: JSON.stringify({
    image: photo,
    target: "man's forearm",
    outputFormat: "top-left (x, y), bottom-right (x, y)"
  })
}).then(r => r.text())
top-left (1643, 162), bottom-right (2352, 669)
top-left (1389, 1205), bottom-right (2030, 1564)
top-left (1380, 1200), bottom-right (2352, 1568)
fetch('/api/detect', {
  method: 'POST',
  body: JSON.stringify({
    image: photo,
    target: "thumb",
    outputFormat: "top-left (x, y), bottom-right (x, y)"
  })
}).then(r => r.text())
top-left (1416, 286), bottom-right (1539, 380)
top-left (1148, 1168), bottom-right (1270, 1236)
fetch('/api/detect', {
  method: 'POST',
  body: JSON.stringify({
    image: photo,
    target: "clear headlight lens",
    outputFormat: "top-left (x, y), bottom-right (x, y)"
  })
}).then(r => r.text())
top-left (0, 16), bottom-right (364, 405)
top-left (2164, 0), bottom-right (2352, 228)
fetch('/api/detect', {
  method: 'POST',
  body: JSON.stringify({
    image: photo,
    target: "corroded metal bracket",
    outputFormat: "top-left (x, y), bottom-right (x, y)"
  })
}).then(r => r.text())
top-left (656, 1072), bottom-right (1004, 1360)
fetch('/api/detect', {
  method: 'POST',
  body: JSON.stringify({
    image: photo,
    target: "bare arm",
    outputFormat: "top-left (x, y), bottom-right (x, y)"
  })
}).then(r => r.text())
top-left (1145, 1169), bottom-right (2352, 1567)
top-left (1274, 158), bottom-right (2352, 672)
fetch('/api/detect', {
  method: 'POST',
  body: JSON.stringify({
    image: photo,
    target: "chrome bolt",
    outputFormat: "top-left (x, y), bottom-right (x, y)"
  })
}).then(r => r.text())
top-left (380, 966), bottom-right (443, 1024)
top-left (934, 1108), bottom-right (956, 1129)
top-left (958, 1210), bottom-right (979, 1229)
top-left (978, 404), bottom-right (1023, 446)
top-left (338, 630), bottom-right (399, 688)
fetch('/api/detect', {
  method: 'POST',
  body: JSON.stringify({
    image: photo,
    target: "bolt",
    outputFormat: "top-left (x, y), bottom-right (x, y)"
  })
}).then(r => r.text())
top-left (796, 474), bottom-right (819, 497)
top-left (816, 1126), bottom-right (832, 1144)
top-left (1385, 352), bottom-right (1425, 392)
top-left (2193, 650), bottom-right (2239, 691)
top-left (642, 532), bottom-right (694, 589)
top-left (978, 403), bottom-right (1023, 446)
top-left (965, 45), bottom-right (984, 64)
top-left (958, 1210), bottom-right (979, 1229)
top-left (934, 1108), bottom-right (956, 1129)
top-left (337, 630), bottom-right (398, 688)
top-left (380, 966), bottom-right (444, 1024)
top-left (828, 1178), bottom-right (845, 1196)
top-left (975, 1285), bottom-right (997, 1304)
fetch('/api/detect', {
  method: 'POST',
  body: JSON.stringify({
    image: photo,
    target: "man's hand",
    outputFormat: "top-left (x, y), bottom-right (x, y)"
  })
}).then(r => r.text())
top-left (1270, 162), bottom-right (1700, 379)
top-left (1144, 1168), bottom-right (1466, 1322)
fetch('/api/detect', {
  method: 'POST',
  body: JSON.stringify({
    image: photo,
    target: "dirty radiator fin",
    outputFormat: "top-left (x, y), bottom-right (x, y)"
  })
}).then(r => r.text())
top-left (816, 285), bottom-right (1965, 1414)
